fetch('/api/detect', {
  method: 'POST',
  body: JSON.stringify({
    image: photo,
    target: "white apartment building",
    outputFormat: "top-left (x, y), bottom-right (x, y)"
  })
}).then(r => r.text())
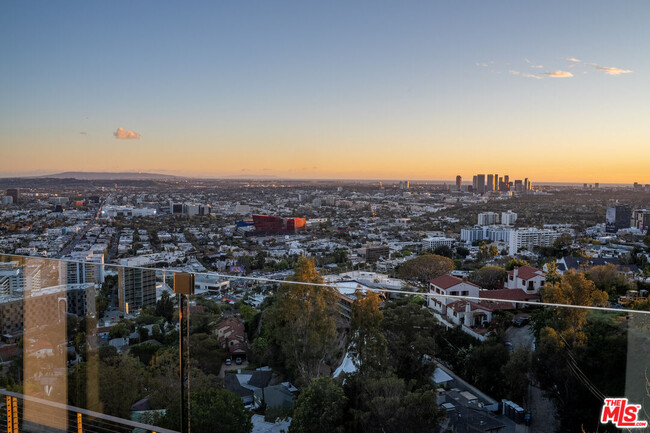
top-left (461, 226), bottom-right (511, 243)
top-left (478, 212), bottom-right (499, 226)
top-left (508, 228), bottom-right (562, 254)
top-left (422, 237), bottom-right (454, 250)
top-left (501, 211), bottom-right (518, 226)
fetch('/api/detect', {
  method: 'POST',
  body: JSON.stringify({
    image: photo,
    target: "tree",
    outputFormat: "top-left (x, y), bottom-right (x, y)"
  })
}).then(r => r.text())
top-left (505, 259), bottom-right (529, 271)
top-left (541, 270), bottom-right (608, 344)
top-left (290, 377), bottom-right (347, 433)
top-left (262, 257), bottom-right (338, 384)
top-left (587, 263), bottom-right (631, 296)
top-left (397, 254), bottom-right (454, 288)
top-left (432, 245), bottom-right (453, 258)
top-left (464, 340), bottom-right (510, 399)
top-left (455, 246), bottom-right (470, 259)
top-left (477, 241), bottom-right (489, 261)
top-left (489, 244), bottom-right (499, 258)
top-left (163, 388), bottom-right (253, 433)
top-left (348, 290), bottom-right (387, 374)
top-left (98, 355), bottom-right (146, 418)
top-left (469, 266), bottom-right (506, 290)
top-left (155, 291), bottom-right (175, 323)
top-left (344, 374), bottom-right (443, 433)
top-left (381, 301), bottom-right (437, 384)
top-left (238, 304), bottom-right (257, 323)
top-left (503, 347), bottom-right (530, 405)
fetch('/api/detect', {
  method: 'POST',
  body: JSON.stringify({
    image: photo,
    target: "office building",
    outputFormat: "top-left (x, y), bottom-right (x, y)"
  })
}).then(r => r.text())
top-left (486, 174), bottom-right (494, 192)
top-left (605, 205), bottom-right (632, 233)
top-left (455, 175), bottom-right (462, 191)
top-left (252, 215), bottom-right (307, 234)
top-left (362, 245), bottom-right (390, 262)
top-left (476, 174), bottom-right (486, 194)
top-left (118, 267), bottom-right (156, 312)
top-left (399, 181), bottom-right (410, 190)
top-left (6, 189), bottom-right (19, 204)
top-left (631, 209), bottom-right (650, 232)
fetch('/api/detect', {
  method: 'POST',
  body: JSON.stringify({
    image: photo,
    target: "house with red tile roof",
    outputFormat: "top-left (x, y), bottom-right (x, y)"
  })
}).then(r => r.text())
top-left (215, 317), bottom-right (248, 357)
top-left (504, 266), bottom-right (546, 293)
top-left (429, 274), bottom-right (541, 340)
top-left (428, 274), bottom-right (480, 316)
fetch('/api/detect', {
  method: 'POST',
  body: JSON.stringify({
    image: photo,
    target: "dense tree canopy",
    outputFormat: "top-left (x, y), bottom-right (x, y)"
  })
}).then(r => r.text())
top-left (469, 266), bottom-right (507, 290)
top-left (290, 377), bottom-right (347, 433)
top-left (348, 290), bottom-right (387, 374)
top-left (262, 257), bottom-right (338, 384)
top-left (397, 254), bottom-right (454, 287)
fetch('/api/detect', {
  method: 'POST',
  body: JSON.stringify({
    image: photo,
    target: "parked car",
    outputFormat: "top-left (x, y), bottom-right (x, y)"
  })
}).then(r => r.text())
top-left (514, 316), bottom-right (530, 327)
top-left (235, 357), bottom-right (243, 365)
top-left (225, 358), bottom-right (232, 366)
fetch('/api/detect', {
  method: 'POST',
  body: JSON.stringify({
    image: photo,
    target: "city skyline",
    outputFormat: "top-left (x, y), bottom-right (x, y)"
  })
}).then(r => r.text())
top-left (1, 1), bottom-right (649, 183)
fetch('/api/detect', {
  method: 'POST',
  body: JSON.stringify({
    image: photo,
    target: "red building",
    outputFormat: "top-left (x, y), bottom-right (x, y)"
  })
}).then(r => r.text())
top-left (252, 214), bottom-right (306, 234)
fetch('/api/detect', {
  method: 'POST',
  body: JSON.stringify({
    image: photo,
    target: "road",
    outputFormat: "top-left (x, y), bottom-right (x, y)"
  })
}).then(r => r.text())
top-left (56, 201), bottom-right (104, 258)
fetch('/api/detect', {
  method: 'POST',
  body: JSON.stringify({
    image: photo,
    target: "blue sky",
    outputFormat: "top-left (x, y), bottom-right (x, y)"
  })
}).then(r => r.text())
top-left (1, 1), bottom-right (649, 182)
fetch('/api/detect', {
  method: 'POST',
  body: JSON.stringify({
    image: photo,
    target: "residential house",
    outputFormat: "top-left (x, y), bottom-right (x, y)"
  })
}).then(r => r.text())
top-left (428, 275), bottom-right (480, 315)
top-left (504, 266), bottom-right (546, 293)
top-left (216, 317), bottom-right (248, 358)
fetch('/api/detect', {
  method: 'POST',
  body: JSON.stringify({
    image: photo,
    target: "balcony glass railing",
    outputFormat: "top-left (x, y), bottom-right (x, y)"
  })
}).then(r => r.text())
top-left (0, 253), bottom-right (648, 433)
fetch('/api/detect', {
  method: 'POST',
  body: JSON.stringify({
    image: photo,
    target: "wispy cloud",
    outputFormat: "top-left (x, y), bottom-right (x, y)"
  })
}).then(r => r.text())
top-left (113, 127), bottom-right (140, 139)
top-left (476, 62), bottom-right (489, 67)
top-left (510, 70), bottom-right (543, 80)
top-left (544, 70), bottom-right (573, 78)
top-left (79, 132), bottom-right (88, 136)
top-left (524, 58), bottom-right (543, 69)
top-left (594, 65), bottom-right (632, 75)
top-left (567, 57), bottom-right (581, 63)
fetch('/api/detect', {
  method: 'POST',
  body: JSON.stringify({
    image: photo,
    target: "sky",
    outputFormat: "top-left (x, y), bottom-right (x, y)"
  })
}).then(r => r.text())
top-left (1, 1), bottom-right (649, 183)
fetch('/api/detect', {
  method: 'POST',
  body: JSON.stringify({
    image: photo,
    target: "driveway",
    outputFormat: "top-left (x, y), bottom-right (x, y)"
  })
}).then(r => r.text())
top-left (219, 358), bottom-right (250, 378)
top-left (505, 324), bottom-right (534, 351)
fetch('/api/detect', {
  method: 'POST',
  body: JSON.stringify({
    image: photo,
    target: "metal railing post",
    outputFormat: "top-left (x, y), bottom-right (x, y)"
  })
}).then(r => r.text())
top-left (174, 272), bottom-right (195, 433)
top-left (5, 396), bottom-right (12, 433)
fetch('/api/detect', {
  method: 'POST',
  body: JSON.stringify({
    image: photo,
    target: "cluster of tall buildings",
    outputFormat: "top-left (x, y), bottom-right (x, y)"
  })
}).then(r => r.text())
top-left (606, 205), bottom-right (650, 233)
top-left (455, 174), bottom-right (532, 194)
top-left (2, 189), bottom-right (19, 205)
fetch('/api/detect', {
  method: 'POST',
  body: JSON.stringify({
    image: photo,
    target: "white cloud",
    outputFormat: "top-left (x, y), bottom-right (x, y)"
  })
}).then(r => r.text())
top-left (594, 65), bottom-right (632, 75)
top-left (567, 57), bottom-right (581, 63)
top-left (509, 70), bottom-right (520, 76)
top-left (475, 62), bottom-right (489, 67)
top-left (113, 127), bottom-right (141, 139)
top-left (544, 70), bottom-right (573, 78)
top-left (522, 73), bottom-right (543, 80)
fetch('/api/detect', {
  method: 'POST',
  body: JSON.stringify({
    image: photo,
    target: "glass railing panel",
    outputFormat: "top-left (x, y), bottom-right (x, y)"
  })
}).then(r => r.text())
top-left (1, 253), bottom-right (648, 433)
top-left (0, 254), bottom-right (178, 432)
